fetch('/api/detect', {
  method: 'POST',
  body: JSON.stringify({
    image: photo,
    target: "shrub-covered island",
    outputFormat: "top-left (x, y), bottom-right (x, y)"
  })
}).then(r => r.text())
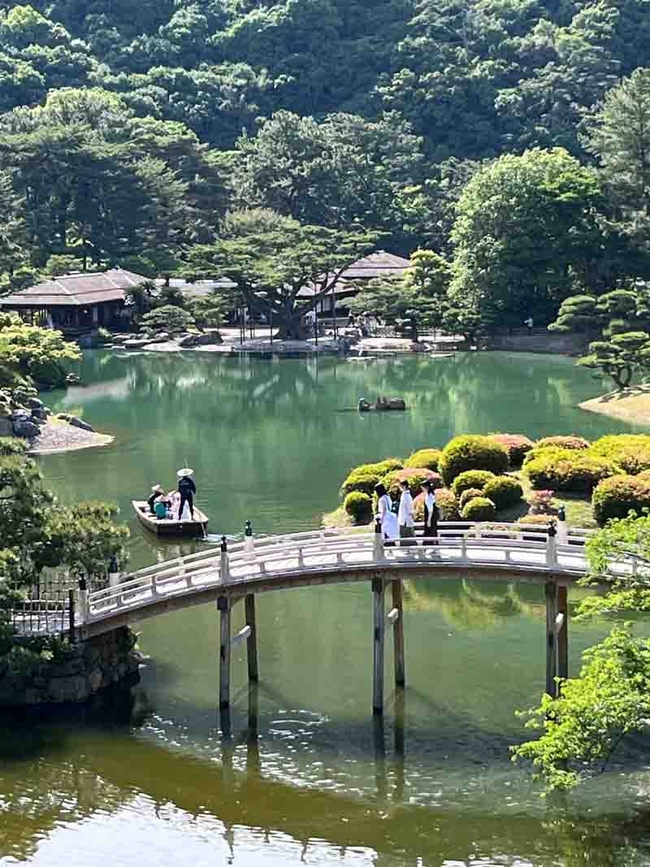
top-left (331, 432), bottom-right (650, 529)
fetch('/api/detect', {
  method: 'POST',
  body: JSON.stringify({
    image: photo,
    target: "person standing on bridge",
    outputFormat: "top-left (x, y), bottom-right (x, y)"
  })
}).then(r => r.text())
top-left (397, 479), bottom-right (416, 545)
top-left (421, 479), bottom-right (438, 542)
top-left (375, 483), bottom-right (398, 545)
top-left (176, 468), bottom-right (196, 521)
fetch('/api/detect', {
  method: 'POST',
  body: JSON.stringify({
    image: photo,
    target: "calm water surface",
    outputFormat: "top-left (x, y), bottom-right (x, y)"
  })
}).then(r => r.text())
top-left (3, 351), bottom-right (650, 867)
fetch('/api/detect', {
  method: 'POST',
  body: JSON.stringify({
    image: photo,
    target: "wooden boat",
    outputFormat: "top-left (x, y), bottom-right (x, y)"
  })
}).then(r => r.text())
top-left (132, 500), bottom-right (209, 537)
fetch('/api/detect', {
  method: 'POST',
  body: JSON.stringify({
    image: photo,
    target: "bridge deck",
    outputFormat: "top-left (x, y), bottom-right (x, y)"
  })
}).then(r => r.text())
top-left (70, 522), bottom-right (622, 639)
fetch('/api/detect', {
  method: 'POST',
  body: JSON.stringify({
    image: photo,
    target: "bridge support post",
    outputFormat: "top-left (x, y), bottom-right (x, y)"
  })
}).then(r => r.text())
top-left (557, 584), bottom-right (569, 685)
top-left (218, 596), bottom-right (231, 708)
top-left (372, 576), bottom-right (385, 715)
top-left (391, 580), bottom-right (405, 688)
top-left (245, 593), bottom-right (258, 683)
top-left (545, 581), bottom-right (559, 698)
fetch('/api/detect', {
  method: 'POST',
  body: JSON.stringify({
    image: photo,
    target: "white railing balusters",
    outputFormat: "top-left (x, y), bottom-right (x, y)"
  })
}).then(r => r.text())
top-left (80, 522), bottom-right (602, 628)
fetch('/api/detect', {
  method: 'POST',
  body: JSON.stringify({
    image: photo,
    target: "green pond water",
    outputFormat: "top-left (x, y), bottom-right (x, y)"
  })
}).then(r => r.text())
top-left (3, 350), bottom-right (650, 867)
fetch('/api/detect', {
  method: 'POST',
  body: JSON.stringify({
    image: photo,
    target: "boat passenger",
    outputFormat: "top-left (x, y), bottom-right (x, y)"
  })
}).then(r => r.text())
top-left (154, 499), bottom-right (169, 520)
top-left (177, 469), bottom-right (196, 521)
top-left (147, 484), bottom-right (164, 514)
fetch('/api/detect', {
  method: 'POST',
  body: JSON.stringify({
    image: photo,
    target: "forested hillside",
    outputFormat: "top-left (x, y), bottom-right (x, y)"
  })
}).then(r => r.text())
top-left (1, 0), bottom-right (650, 332)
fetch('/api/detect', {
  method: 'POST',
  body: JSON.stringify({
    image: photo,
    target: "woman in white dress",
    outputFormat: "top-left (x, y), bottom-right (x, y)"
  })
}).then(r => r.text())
top-left (375, 483), bottom-right (399, 544)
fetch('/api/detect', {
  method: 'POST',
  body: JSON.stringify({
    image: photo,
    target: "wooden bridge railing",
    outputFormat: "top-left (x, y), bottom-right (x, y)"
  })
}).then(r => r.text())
top-left (80, 522), bottom-right (596, 627)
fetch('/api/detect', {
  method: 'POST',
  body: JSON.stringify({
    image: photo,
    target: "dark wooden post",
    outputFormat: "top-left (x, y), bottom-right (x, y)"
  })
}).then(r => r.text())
top-left (372, 576), bottom-right (385, 715)
top-left (245, 593), bottom-right (259, 683)
top-left (545, 580), bottom-right (558, 698)
top-left (557, 584), bottom-right (569, 684)
top-left (391, 580), bottom-right (405, 688)
top-left (218, 596), bottom-right (231, 708)
top-left (68, 589), bottom-right (76, 644)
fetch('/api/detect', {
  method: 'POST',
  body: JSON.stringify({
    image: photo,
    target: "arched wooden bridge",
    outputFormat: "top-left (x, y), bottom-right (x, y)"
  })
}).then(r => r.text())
top-left (63, 520), bottom-right (636, 713)
top-left (11, 522), bottom-right (632, 713)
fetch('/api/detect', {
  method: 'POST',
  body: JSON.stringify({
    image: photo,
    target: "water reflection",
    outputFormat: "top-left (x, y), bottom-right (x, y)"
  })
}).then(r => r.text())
top-left (14, 351), bottom-right (650, 865)
top-left (2, 723), bottom-right (650, 866)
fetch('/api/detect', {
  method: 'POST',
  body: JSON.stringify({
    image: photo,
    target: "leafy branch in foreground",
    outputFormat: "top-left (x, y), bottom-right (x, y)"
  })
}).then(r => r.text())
top-left (512, 626), bottom-right (650, 792)
top-left (578, 512), bottom-right (650, 619)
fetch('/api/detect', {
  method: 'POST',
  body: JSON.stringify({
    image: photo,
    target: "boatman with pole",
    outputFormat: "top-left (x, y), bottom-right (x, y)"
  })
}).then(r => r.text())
top-left (177, 467), bottom-right (196, 521)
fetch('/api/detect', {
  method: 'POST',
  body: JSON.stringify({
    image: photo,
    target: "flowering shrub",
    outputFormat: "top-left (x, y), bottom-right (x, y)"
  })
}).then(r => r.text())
top-left (439, 435), bottom-right (509, 485)
top-left (488, 434), bottom-right (534, 466)
top-left (516, 514), bottom-right (555, 526)
top-left (592, 475), bottom-right (650, 525)
top-left (404, 448), bottom-right (442, 471)
top-left (343, 491), bottom-right (373, 523)
top-left (483, 476), bottom-right (523, 510)
top-left (341, 458), bottom-right (404, 496)
top-left (527, 489), bottom-right (556, 514)
top-left (459, 488), bottom-right (484, 509)
top-left (461, 496), bottom-right (497, 521)
top-left (589, 435), bottom-right (650, 475)
top-left (383, 468), bottom-right (443, 498)
top-left (534, 435), bottom-right (590, 451)
top-left (451, 469), bottom-right (496, 497)
top-left (524, 448), bottom-right (618, 493)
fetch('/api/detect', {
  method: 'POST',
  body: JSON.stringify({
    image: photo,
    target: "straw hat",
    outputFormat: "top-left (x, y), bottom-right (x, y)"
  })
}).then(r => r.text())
top-left (151, 484), bottom-right (164, 493)
top-left (176, 467), bottom-right (194, 478)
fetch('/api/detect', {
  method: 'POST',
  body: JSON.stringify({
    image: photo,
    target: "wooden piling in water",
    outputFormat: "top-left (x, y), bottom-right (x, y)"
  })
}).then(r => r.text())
top-left (391, 580), bottom-right (405, 688)
top-left (372, 576), bottom-right (385, 715)
top-left (218, 595), bottom-right (231, 708)
top-left (545, 580), bottom-right (558, 698)
top-left (557, 584), bottom-right (568, 684)
top-left (245, 593), bottom-right (259, 683)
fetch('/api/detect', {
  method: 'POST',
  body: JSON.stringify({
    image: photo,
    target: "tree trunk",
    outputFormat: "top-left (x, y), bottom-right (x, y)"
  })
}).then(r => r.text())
top-left (613, 365), bottom-right (633, 389)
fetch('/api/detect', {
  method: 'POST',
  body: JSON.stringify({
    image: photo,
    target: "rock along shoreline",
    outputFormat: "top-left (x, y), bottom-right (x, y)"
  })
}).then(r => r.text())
top-left (27, 419), bottom-right (115, 455)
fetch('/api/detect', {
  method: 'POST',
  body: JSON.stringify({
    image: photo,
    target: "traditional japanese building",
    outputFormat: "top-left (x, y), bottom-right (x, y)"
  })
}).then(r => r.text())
top-left (0, 269), bottom-right (148, 334)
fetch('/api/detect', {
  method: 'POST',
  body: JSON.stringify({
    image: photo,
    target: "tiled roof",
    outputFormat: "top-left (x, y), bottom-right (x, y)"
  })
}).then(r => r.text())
top-left (158, 278), bottom-right (237, 298)
top-left (0, 269), bottom-right (147, 308)
top-left (338, 251), bottom-right (411, 280)
top-left (298, 250), bottom-right (411, 297)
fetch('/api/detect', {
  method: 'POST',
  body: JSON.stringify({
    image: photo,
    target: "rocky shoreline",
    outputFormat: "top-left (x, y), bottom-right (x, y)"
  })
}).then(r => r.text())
top-left (28, 419), bottom-right (114, 455)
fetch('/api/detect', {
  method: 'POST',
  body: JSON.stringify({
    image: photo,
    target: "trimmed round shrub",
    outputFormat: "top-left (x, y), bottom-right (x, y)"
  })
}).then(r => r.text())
top-left (524, 448), bottom-right (618, 494)
top-left (589, 435), bottom-right (650, 475)
top-left (341, 458), bottom-right (404, 496)
top-left (461, 496), bottom-right (497, 521)
top-left (413, 488), bottom-right (460, 521)
top-left (488, 434), bottom-right (534, 466)
top-left (344, 491), bottom-right (373, 523)
top-left (383, 467), bottom-right (443, 498)
top-left (404, 448), bottom-right (442, 471)
top-left (459, 488), bottom-right (484, 509)
top-left (592, 474), bottom-right (650, 525)
top-left (451, 469), bottom-right (496, 498)
top-left (483, 476), bottom-right (524, 510)
top-left (534, 435), bottom-right (590, 451)
top-left (439, 435), bottom-right (509, 485)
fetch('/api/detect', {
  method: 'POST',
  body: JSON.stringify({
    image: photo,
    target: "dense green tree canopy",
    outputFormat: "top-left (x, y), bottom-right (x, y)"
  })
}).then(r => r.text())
top-left (0, 0), bottom-right (648, 334)
top-left (450, 148), bottom-right (605, 328)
